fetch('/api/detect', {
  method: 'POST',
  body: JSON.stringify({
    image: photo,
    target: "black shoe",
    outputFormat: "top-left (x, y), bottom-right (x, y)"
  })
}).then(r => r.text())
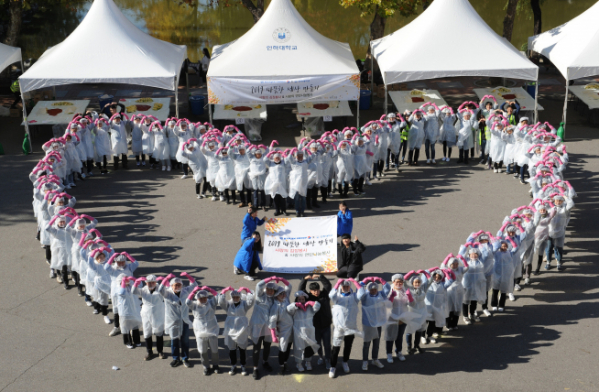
top-left (279, 363), bottom-right (286, 375)
top-left (533, 269), bottom-right (540, 276)
top-left (312, 203), bottom-right (320, 208)
top-left (213, 365), bottom-right (220, 374)
top-left (274, 211), bottom-right (281, 216)
top-left (408, 348), bottom-right (415, 355)
top-left (263, 362), bottom-right (273, 372)
top-left (170, 359), bottom-right (182, 367)
top-left (145, 352), bottom-right (155, 361)
top-left (203, 366), bottom-right (209, 376)
top-left (415, 347), bottom-right (424, 354)
top-left (183, 360), bottom-right (192, 368)
top-left (283, 212), bottom-right (289, 216)
top-left (253, 368), bottom-right (260, 380)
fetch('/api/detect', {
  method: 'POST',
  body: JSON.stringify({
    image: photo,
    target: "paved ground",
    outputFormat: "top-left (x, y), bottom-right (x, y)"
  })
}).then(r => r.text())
top-left (1, 79), bottom-right (598, 392)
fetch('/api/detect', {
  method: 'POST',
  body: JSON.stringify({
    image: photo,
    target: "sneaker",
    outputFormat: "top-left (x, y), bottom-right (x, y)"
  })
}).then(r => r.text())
top-left (297, 363), bottom-right (305, 372)
top-left (524, 278), bottom-right (530, 285)
top-left (211, 196), bottom-right (217, 201)
top-left (244, 275), bottom-right (256, 281)
top-left (498, 168), bottom-right (502, 173)
top-left (56, 274), bottom-right (63, 284)
top-left (520, 179), bottom-right (527, 185)
top-left (408, 348), bottom-right (415, 355)
top-left (252, 368), bottom-right (258, 379)
top-left (426, 159), bottom-right (430, 164)
top-left (92, 309), bottom-right (99, 314)
top-left (420, 337), bottom-right (428, 345)
top-left (229, 366), bottom-right (236, 375)
top-left (199, 193), bottom-right (205, 199)
top-left (167, 167), bottom-right (171, 171)
top-left (136, 161), bottom-right (141, 166)
top-left (463, 316), bottom-right (472, 325)
top-left (145, 352), bottom-right (155, 361)
top-left (88, 172), bottom-right (94, 176)
top-left (181, 174), bottom-right (187, 179)
top-left (329, 367), bottom-right (336, 379)
top-left (429, 337), bottom-right (437, 344)
top-left (362, 361), bottom-right (368, 371)
top-left (109, 327), bottom-right (120, 336)
top-left (158, 352), bottom-right (167, 359)
top-left (325, 359), bottom-right (331, 369)
top-left (471, 314), bottom-right (481, 322)
top-left (556, 263), bottom-right (563, 271)
top-left (85, 300), bottom-right (93, 307)
top-left (342, 361), bottom-right (350, 373)
top-left (142, 161), bottom-right (146, 166)
top-left (213, 365), bottom-right (220, 374)
top-left (170, 359), bottom-right (182, 368)
top-left (49, 270), bottom-right (56, 279)
top-left (508, 293), bottom-right (516, 301)
top-left (183, 360), bottom-right (192, 368)
top-left (220, 196), bottom-right (226, 202)
top-left (65, 185), bottom-right (72, 189)
top-left (279, 363), bottom-right (287, 375)
top-left (493, 168), bottom-right (498, 173)
top-left (544, 263), bottom-right (550, 270)
top-left (372, 359), bottom-right (384, 368)
top-left (497, 307), bottom-right (504, 312)
top-left (104, 316), bottom-right (112, 324)
top-left (432, 333), bottom-right (439, 339)
top-left (432, 159), bottom-right (436, 164)
top-left (317, 357), bottom-right (324, 366)
top-left (262, 362), bottom-right (273, 372)
top-left (126, 343), bottom-right (134, 349)
top-left (387, 354), bottom-right (393, 363)
top-left (196, 195), bottom-right (201, 199)
top-left (203, 366), bottom-right (209, 376)
top-left (241, 366), bottom-right (248, 376)
top-left (396, 353), bottom-right (406, 362)
top-left (491, 307), bottom-right (498, 311)
top-left (305, 361), bottom-right (312, 371)
top-left (365, 179), bottom-right (372, 186)
top-left (514, 284), bottom-right (522, 291)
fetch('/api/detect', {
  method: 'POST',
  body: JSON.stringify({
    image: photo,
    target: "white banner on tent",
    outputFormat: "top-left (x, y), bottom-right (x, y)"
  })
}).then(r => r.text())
top-left (208, 75), bottom-right (359, 105)
top-left (263, 216), bottom-right (338, 274)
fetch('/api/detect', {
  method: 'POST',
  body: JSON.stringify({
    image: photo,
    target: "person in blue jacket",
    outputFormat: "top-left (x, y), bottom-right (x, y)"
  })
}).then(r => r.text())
top-left (234, 232), bottom-right (263, 281)
top-left (337, 202), bottom-right (353, 238)
top-left (241, 207), bottom-right (267, 245)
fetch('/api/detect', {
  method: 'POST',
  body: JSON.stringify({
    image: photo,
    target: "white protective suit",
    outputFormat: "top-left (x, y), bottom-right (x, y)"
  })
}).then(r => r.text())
top-left (132, 283), bottom-right (165, 338)
top-left (287, 301), bottom-right (321, 360)
top-left (264, 159), bottom-right (289, 198)
top-left (360, 283), bottom-right (391, 342)
top-left (116, 279), bottom-right (143, 334)
top-left (424, 271), bottom-right (452, 327)
top-left (329, 285), bottom-right (365, 346)
top-left (218, 292), bottom-right (254, 349)
top-left (157, 279), bottom-right (198, 339)
top-left (287, 154), bottom-right (311, 199)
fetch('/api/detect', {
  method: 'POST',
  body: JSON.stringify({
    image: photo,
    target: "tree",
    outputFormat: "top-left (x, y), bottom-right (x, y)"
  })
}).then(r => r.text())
top-left (240, 0), bottom-right (264, 23)
top-left (502, 0), bottom-right (519, 42)
top-left (339, 0), bottom-right (425, 59)
top-left (530, 0), bottom-right (542, 35)
top-left (2, 0), bottom-right (85, 47)
top-left (3, 0), bottom-right (23, 46)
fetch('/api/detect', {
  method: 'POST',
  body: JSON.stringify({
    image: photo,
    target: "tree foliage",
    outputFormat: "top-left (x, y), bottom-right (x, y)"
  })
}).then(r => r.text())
top-left (339, 0), bottom-right (425, 19)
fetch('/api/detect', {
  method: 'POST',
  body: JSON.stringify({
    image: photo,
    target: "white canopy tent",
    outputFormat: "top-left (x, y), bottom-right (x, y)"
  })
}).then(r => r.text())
top-left (207, 0), bottom-right (361, 126)
top-left (371, 0), bottom-right (539, 117)
top-left (528, 1), bottom-right (599, 130)
top-left (18, 0), bottom-right (187, 140)
top-left (0, 43), bottom-right (22, 73)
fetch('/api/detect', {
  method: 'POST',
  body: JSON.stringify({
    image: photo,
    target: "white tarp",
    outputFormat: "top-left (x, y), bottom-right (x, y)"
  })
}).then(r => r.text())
top-left (0, 43), bottom-right (21, 73)
top-left (528, 1), bottom-right (599, 81)
top-left (19, 0), bottom-right (187, 93)
top-left (24, 100), bottom-right (90, 125)
top-left (207, 0), bottom-right (359, 105)
top-left (263, 216), bottom-right (338, 274)
top-left (297, 100), bottom-right (353, 118)
top-left (371, 0), bottom-right (538, 85)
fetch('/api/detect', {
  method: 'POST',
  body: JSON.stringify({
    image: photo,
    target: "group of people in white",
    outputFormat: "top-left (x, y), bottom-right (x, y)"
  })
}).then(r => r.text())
top-left (28, 99), bottom-right (575, 379)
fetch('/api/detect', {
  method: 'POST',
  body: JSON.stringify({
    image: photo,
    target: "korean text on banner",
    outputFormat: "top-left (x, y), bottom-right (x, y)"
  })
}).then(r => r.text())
top-left (263, 216), bottom-right (338, 274)
top-left (208, 74), bottom-right (359, 105)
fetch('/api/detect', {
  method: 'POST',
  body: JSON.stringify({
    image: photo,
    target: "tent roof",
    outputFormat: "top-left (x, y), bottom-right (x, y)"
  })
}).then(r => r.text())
top-left (19, 0), bottom-right (187, 93)
top-left (371, 0), bottom-right (538, 85)
top-left (0, 43), bottom-right (21, 74)
top-left (207, 0), bottom-right (359, 79)
top-left (528, 1), bottom-right (599, 81)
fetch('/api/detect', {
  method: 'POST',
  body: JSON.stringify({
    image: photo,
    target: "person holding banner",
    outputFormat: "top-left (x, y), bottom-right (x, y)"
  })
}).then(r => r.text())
top-left (234, 232), bottom-right (263, 281)
top-left (337, 202), bottom-right (353, 238)
top-left (337, 235), bottom-right (365, 279)
top-left (240, 207), bottom-right (266, 246)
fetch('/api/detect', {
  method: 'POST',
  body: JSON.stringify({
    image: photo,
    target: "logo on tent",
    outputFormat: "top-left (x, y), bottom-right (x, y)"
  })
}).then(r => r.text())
top-left (273, 28), bottom-right (291, 43)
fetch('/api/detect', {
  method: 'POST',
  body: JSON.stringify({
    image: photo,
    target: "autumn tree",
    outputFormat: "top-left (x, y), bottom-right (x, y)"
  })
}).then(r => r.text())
top-left (502, 0), bottom-right (519, 42)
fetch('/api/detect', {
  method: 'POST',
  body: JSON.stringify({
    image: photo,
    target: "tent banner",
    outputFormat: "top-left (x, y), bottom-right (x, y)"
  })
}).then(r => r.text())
top-left (207, 74), bottom-right (359, 105)
top-left (263, 216), bottom-right (338, 274)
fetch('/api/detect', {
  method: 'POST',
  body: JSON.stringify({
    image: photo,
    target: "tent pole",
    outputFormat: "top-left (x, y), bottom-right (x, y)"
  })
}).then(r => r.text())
top-left (533, 80), bottom-right (539, 123)
top-left (175, 77), bottom-right (179, 118)
top-left (384, 83), bottom-right (388, 115)
top-left (209, 104), bottom-right (213, 124)
top-left (562, 71), bottom-right (569, 137)
top-left (19, 80), bottom-right (32, 151)
top-left (357, 77), bottom-right (361, 128)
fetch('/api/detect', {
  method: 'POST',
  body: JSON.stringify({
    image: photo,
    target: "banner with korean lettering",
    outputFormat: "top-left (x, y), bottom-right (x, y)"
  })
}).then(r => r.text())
top-left (207, 74), bottom-right (359, 105)
top-left (263, 216), bottom-right (338, 274)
